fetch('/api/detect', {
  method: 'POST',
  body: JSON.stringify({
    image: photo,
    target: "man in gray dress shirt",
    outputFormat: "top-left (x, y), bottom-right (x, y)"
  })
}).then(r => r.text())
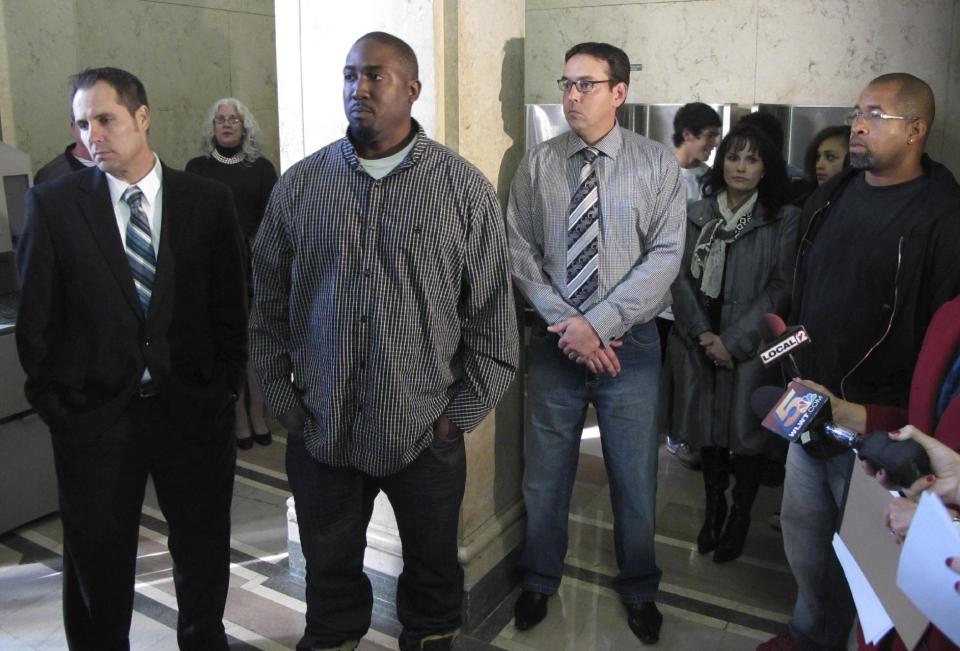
top-left (250, 32), bottom-right (518, 651)
top-left (506, 42), bottom-right (685, 645)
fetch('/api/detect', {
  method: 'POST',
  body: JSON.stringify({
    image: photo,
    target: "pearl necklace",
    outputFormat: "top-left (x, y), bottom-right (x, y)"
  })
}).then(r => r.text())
top-left (212, 149), bottom-right (245, 165)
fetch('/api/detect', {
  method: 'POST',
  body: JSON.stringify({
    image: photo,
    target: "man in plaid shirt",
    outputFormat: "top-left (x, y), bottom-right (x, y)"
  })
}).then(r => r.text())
top-left (250, 32), bottom-right (517, 651)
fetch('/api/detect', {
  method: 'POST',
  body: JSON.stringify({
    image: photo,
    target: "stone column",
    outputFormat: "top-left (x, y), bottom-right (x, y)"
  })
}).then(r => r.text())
top-left (276, 0), bottom-right (526, 631)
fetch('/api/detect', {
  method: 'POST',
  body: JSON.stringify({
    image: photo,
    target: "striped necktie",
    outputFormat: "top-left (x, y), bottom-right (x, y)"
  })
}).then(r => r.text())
top-left (566, 147), bottom-right (600, 308)
top-left (122, 186), bottom-right (156, 314)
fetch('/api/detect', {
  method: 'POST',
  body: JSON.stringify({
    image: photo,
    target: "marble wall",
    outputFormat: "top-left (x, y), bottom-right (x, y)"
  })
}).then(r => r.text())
top-left (525, 0), bottom-right (960, 172)
top-left (0, 0), bottom-right (279, 175)
top-left (275, 0), bottom-right (436, 171)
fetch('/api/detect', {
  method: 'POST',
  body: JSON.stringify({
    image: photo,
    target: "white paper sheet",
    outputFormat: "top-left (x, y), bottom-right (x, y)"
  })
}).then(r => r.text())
top-left (833, 533), bottom-right (894, 644)
top-left (896, 492), bottom-right (960, 647)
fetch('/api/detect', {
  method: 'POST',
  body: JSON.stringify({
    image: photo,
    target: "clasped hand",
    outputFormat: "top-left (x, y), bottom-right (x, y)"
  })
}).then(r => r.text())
top-left (547, 316), bottom-right (623, 377)
top-left (698, 331), bottom-right (733, 369)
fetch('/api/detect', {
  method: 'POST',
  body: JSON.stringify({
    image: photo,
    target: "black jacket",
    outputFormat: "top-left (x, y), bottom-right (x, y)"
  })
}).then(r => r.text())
top-left (16, 164), bottom-right (248, 438)
top-left (33, 144), bottom-right (88, 185)
top-left (790, 154), bottom-right (960, 407)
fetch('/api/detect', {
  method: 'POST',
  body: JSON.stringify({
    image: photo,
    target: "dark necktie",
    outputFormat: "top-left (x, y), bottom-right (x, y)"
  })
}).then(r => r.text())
top-left (566, 147), bottom-right (600, 308)
top-left (122, 186), bottom-right (156, 314)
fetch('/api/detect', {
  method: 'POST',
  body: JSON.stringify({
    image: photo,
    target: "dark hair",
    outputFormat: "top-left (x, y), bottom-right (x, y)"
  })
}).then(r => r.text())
top-left (69, 67), bottom-right (148, 116)
top-left (802, 126), bottom-right (850, 184)
top-left (356, 31), bottom-right (419, 80)
top-left (702, 124), bottom-right (789, 220)
top-left (672, 102), bottom-right (722, 147)
top-left (737, 111), bottom-right (784, 152)
top-left (564, 42), bottom-right (630, 87)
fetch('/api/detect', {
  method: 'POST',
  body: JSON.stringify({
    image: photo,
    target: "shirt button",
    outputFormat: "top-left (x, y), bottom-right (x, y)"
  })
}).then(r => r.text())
top-left (144, 337), bottom-right (152, 347)
top-left (360, 315), bottom-right (367, 323)
top-left (359, 360), bottom-right (366, 369)
top-left (364, 269), bottom-right (372, 277)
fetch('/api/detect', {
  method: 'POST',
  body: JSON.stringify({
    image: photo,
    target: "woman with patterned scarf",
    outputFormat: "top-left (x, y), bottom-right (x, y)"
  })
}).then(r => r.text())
top-left (667, 124), bottom-right (801, 563)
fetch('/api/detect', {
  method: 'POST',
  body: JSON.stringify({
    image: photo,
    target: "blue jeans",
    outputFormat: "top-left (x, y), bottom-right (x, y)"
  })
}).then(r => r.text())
top-left (518, 321), bottom-right (662, 603)
top-left (780, 444), bottom-right (856, 650)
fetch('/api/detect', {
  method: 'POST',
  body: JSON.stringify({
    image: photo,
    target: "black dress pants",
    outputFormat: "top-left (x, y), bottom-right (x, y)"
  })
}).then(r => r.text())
top-left (51, 395), bottom-right (236, 651)
top-left (286, 431), bottom-right (466, 651)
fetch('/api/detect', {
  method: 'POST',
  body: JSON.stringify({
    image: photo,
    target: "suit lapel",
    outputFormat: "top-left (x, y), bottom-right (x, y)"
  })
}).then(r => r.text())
top-left (78, 169), bottom-right (142, 316)
top-left (150, 164), bottom-right (181, 319)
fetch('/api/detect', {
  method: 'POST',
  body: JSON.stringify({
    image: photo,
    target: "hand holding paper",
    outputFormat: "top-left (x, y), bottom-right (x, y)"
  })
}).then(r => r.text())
top-left (896, 492), bottom-right (960, 647)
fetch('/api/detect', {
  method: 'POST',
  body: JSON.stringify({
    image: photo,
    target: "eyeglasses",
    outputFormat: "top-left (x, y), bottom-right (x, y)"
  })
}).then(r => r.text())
top-left (213, 116), bottom-right (243, 126)
top-left (844, 110), bottom-right (918, 126)
top-left (557, 78), bottom-right (613, 94)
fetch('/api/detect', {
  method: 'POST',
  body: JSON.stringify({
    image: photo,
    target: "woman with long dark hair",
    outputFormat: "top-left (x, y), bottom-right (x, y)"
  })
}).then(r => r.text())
top-left (667, 124), bottom-right (801, 562)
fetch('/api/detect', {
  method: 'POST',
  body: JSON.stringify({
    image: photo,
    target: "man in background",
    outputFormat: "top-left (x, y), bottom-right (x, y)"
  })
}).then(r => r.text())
top-left (672, 102), bottom-right (721, 203)
top-left (661, 101), bottom-right (722, 469)
top-left (33, 118), bottom-right (96, 184)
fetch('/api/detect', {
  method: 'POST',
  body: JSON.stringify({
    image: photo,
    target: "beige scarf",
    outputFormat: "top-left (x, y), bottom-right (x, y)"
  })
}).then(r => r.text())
top-left (690, 190), bottom-right (758, 299)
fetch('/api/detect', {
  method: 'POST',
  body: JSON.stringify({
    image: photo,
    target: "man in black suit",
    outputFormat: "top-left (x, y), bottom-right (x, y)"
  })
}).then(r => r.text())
top-left (15, 67), bottom-right (247, 651)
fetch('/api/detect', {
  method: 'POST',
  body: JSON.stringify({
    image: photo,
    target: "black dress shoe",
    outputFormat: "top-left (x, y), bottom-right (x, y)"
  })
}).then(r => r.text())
top-left (626, 601), bottom-right (662, 645)
top-left (252, 429), bottom-right (272, 446)
top-left (514, 590), bottom-right (549, 631)
top-left (236, 436), bottom-right (254, 450)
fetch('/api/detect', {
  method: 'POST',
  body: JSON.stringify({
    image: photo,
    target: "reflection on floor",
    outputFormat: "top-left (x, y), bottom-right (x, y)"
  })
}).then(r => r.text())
top-left (0, 422), bottom-right (794, 650)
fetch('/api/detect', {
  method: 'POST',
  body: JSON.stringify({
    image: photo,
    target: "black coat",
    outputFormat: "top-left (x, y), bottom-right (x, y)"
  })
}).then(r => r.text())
top-left (667, 197), bottom-right (800, 453)
top-left (790, 155), bottom-right (960, 407)
top-left (15, 164), bottom-right (248, 439)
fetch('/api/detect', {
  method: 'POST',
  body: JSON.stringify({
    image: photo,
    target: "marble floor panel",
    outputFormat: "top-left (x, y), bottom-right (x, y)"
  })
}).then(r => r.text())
top-left (0, 421), bottom-right (796, 650)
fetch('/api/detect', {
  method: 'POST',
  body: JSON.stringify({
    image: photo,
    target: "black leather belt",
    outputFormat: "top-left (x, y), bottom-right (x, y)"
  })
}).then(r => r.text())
top-left (137, 380), bottom-right (158, 398)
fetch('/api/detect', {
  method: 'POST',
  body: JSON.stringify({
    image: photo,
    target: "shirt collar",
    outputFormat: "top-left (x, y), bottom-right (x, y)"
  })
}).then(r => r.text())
top-left (106, 154), bottom-right (163, 207)
top-left (341, 120), bottom-right (427, 174)
top-left (565, 122), bottom-right (623, 161)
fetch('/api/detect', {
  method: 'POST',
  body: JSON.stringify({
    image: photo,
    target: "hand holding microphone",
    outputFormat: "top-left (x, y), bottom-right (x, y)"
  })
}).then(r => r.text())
top-left (886, 426), bottom-right (960, 505)
top-left (751, 380), bottom-right (932, 488)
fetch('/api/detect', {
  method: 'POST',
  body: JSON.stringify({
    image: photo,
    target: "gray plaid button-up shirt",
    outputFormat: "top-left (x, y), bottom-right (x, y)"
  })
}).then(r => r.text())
top-left (506, 126), bottom-right (686, 342)
top-left (251, 124), bottom-right (518, 476)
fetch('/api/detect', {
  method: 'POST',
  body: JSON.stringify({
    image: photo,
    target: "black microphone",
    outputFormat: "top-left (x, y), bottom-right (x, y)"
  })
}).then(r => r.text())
top-left (757, 313), bottom-right (811, 379)
top-left (751, 381), bottom-right (931, 488)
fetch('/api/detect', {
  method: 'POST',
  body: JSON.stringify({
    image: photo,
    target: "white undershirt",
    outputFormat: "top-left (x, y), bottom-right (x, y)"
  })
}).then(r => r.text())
top-left (357, 137), bottom-right (417, 180)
